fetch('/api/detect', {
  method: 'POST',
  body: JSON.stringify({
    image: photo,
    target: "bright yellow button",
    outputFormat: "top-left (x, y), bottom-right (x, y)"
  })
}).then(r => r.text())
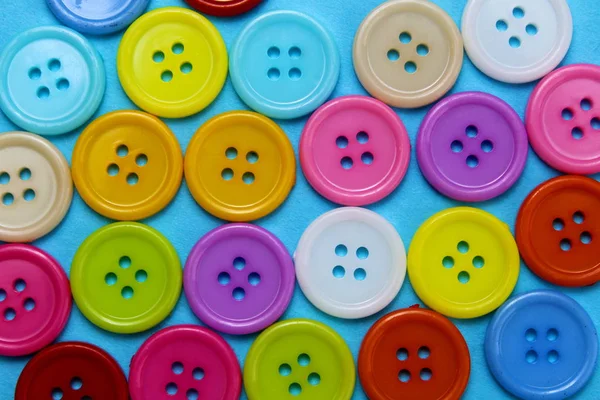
top-left (117, 7), bottom-right (228, 118)
top-left (408, 207), bottom-right (519, 319)
top-left (72, 110), bottom-right (183, 221)
top-left (185, 111), bottom-right (296, 222)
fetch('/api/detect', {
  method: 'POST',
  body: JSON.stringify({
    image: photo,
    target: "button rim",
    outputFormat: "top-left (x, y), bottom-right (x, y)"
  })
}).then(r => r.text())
top-left (185, 0), bottom-right (263, 17)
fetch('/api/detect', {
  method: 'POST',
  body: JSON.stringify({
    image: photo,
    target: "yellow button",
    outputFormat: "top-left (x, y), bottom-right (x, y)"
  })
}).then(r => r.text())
top-left (408, 207), bottom-right (519, 319)
top-left (117, 7), bottom-right (228, 118)
top-left (185, 111), bottom-right (296, 222)
top-left (72, 110), bottom-right (183, 221)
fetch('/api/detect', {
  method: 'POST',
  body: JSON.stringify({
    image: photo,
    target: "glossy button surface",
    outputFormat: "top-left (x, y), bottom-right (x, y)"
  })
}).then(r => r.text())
top-left (295, 207), bottom-right (406, 319)
top-left (417, 92), bottom-right (528, 202)
top-left (244, 319), bottom-right (355, 400)
top-left (359, 307), bottom-right (470, 400)
top-left (353, 0), bottom-right (463, 108)
top-left (230, 11), bottom-right (340, 119)
top-left (185, 111), bottom-right (295, 222)
top-left (129, 325), bottom-right (242, 400)
top-left (185, 0), bottom-right (263, 16)
top-left (408, 207), bottom-right (519, 319)
top-left (0, 132), bottom-right (72, 243)
top-left (516, 176), bottom-right (600, 286)
top-left (71, 222), bottom-right (182, 334)
top-left (117, 7), bottom-right (228, 118)
top-left (486, 290), bottom-right (598, 400)
top-left (72, 110), bottom-right (183, 221)
top-left (300, 96), bottom-right (410, 206)
top-left (0, 26), bottom-right (105, 135)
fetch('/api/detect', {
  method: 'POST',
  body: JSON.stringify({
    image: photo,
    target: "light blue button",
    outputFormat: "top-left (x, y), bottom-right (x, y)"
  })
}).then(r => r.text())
top-left (485, 290), bottom-right (598, 400)
top-left (230, 11), bottom-right (340, 120)
top-left (0, 26), bottom-right (106, 135)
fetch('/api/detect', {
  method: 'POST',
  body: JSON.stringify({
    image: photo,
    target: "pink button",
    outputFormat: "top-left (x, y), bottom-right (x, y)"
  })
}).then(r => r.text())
top-left (129, 325), bottom-right (242, 400)
top-left (0, 244), bottom-right (71, 356)
top-left (526, 64), bottom-right (600, 175)
top-left (300, 95), bottom-right (410, 205)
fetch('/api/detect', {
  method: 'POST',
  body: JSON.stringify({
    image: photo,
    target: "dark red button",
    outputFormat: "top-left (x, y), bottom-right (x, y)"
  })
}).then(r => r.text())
top-left (185, 0), bottom-right (263, 17)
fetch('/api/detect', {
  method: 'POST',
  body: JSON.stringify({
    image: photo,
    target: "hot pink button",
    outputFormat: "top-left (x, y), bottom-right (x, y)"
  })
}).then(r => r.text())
top-left (129, 325), bottom-right (242, 400)
top-left (527, 64), bottom-right (600, 175)
top-left (0, 244), bottom-right (71, 356)
top-left (300, 95), bottom-right (410, 205)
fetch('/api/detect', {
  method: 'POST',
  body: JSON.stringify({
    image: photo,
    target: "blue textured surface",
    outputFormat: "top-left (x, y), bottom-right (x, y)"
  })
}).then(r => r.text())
top-left (1, 0), bottom-right (600, 399)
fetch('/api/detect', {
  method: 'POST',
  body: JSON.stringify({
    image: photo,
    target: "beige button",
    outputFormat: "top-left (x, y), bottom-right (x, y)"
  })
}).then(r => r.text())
top-left (0, 132), bottom-right (72, 242)
top-left (353, 0), bottom-right (464, 108)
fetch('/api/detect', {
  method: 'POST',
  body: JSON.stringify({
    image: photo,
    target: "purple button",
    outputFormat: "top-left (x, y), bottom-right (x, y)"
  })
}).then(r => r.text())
top-left (184, 223), bottom-right (295, 335)
top-left (417, 92), bottom-right (528, 202)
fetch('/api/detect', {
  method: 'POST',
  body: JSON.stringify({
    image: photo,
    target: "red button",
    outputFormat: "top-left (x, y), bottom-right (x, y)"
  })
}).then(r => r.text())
top-left (184, 0), bottom-right (263, 17)
top-left (15, 342), bottom-right (129, 400)
top-left (358, 306), bottom-right (470, 400)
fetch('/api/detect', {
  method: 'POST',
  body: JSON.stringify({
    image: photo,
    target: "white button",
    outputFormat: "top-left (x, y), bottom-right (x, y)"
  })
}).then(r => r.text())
top-left (462, 0), bottom-right (572, 83)
top-left (0, 132), bottom-right (72, 242)
top-left (295, 207), bottom-right (406, 319)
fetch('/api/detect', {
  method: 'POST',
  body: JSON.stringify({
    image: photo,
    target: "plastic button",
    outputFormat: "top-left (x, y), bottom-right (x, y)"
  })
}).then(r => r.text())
top-left (417, 92), bottom-right (528, 202)
top-left (516, 176), bottom-right (600, 286)
top-left (0, 132), bottom-right (72, 243)
top-left (486, 290), bottom-right (598, 400)
top-left (129, 325), bottom-right (242, 400)
top-left (359, 307), bottom-right (470, 400)
top-left (300, 95), bottom-right (411, 206)
top-left (462, 0), bottom-right (572, 84)
top-left (185, 0), bottom-right (263, 17)
top-left (15, 342), bottom-right (129, 400)
top-left (184, 223), bottom-right (294, 335)
top-left (230, 11), bottom-right (340, 119)
top-left (117, 7), bottom-right (228, 118)
top-left (0, 244), bottom-right (71, 357)
top-left (72, 110), bottom-right (183, 221)
top-left (0, 26), bottom-right (105, 135)
top-left (70, 222), bottom-right (182, 334)
top-left (408, 207), bottom-right (519, 319)
top-left (185, 111), bottom-right (295, 222)
top-left (244, 319), bottom-right (355, 400)
top-left (353, 0), bottom-right (463, 108)
top-left (46, 0), bottom-right (149, 35)
top-left (526, 64), bottom-right (600, 174)
top-left (295, 207), bottom-right (406, 319)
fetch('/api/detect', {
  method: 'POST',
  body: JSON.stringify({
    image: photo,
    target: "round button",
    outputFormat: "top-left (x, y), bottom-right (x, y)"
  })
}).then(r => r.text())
top-left (0, 244), bottom-right (71, 357)
top-left (72, 110), bottom-right (183, 221)
top-left (117, 7), bottom-right (228, 118)
top-left (129, 325), bottom-right (242, 400)
top-left (184, 111), bottom-right (295, 222)
top-left (185, 0), bottom-right (263, 17)
top-left (516, 176), bottom-right (600, 286)
top-left (244, 319), bottom-right (355, 400)
top-left (70, 222), bottom-right (182, 334)
top-left (230, 11), bottom-right (340, 119)
top-left (526, 64), bottom-right (600, 174)
top-left (462, 0), bottom-right (572, 83)
top-left (0, 132), bottom-right (72, 243)
top-left (417, 92), bottom-right (528, 202)
top-left (295, 207), bottom-right (406, 319)
top-left (15, 341), bottom-right (129, 400)
top-left (184, 223), bottom-right (294, 335)
top-left (359, 307), bottom-right (470, 400)
top-left (0, 26), bottom-right (105, 135)
top-left (486, 290), bottom-right (598, 399)
top-left (353, 0), bottom-right (463, 108)
top-left (408, 207), bottom-right (519, 319)
top-left (300, 95), bottom-right (410, 206)
top-left (46, 0), bottom-right (150, 35)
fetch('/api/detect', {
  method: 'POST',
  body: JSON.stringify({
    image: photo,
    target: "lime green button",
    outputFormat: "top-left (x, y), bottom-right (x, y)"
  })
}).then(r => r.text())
top-left (71, 222), bottom-right (182, 334)
top-left (244, 319), bottom-right (355, 400)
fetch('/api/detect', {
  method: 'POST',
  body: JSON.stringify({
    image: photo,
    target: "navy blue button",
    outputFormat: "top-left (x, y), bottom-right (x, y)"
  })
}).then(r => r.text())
top-left (485, 290), bottom-right (598, 400)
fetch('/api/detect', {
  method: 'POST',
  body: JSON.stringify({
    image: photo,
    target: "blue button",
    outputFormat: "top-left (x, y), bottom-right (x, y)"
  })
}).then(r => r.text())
top-left (46, 0), bottom-right (149, 35)
top-left (0, 26), bottom-right (106, 135)
top-left (230, 11), bottom-right (340, 120)
top-left (485, 290), bottom-right (598, 400)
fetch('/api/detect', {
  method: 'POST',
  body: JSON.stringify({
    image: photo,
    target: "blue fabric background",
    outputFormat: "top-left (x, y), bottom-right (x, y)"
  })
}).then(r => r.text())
top-left (1, 0), bottom-right (599, 398)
